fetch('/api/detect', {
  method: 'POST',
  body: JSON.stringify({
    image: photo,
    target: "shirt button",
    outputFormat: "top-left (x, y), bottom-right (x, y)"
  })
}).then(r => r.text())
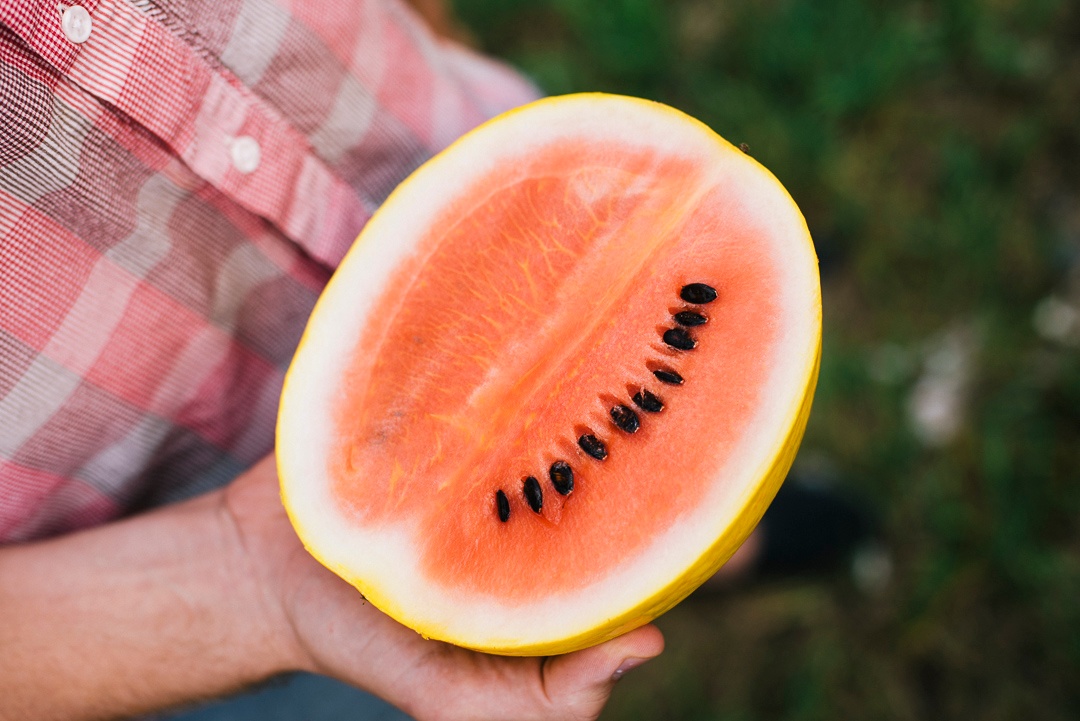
top-left (229, 135), bottom-right (261, 174)
top-left (61, 5), bottom-right (93, 44)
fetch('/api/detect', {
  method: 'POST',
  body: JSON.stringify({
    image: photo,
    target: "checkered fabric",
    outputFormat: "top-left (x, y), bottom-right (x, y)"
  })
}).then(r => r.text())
top-left (0, 0), bottom-right (538, 542)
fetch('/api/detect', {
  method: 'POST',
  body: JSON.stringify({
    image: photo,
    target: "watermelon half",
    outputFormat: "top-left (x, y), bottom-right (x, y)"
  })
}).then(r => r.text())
top-left (277, 94), bottom-right (821, 656)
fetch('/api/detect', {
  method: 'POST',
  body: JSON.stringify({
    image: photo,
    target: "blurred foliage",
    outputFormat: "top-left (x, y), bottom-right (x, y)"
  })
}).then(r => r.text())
top-left (453, 0), bottom-right (1080, 718)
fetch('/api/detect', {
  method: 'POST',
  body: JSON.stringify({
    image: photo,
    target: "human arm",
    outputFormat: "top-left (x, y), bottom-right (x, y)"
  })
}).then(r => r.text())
top-left (0, 455), bottom-right (664, 721)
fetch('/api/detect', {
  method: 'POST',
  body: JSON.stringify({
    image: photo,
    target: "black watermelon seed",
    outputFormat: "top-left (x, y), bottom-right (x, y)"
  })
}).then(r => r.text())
top-left (632, 389), bottom-right (664, 413)
top-left (680, 283), bottom-right (717, 304)
top-left (653, 368), bottom-right (684, 385)
top-left (610, 404), bottom-right (640, 433)
top-left (577, 434), bottom-right (608, 461)
top-left (496, 490), bottom-right (510, 522)
top-left (674, 310), bottom-right (708, 327)
top-left (523, 476), bottom-right (543, 513)
top-left (663, 327), bottom-right (697, 351)
top-left (550, 461), bottom-right (574, 495)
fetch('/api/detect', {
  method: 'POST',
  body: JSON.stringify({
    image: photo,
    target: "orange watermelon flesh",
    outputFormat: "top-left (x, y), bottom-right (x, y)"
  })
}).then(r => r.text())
top-left (328, 140), bottom-right (780, 601)
top-left (278, 94), bottom-right (820, 655)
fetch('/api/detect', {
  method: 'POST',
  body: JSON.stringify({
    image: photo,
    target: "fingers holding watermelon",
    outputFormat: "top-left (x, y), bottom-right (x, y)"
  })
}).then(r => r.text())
top-left (222, 453), bottom-right (663, 720)
top-left (376, 622), bottom-right (664, 720)
top-left (535, 624), bottom-right (666, 718)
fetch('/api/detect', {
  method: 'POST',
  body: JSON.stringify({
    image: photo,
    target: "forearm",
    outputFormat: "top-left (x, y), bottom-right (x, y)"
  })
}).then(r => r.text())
top-left (0, 453), bottom-right (664, 721)
top-left (0, 489), bottom-right (300, 721)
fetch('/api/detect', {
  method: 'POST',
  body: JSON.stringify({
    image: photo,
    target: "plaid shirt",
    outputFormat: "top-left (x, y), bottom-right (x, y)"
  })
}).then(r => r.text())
top-left (0, 0), bottom-right (537, 542)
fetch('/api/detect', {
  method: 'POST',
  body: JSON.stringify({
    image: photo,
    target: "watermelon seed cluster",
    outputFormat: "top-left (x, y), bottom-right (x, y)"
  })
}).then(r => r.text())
top-left (494, 282), bottom-right (717, 523)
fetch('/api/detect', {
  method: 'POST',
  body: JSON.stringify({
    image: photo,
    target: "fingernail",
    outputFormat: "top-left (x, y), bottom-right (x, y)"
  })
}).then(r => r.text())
top-left (611, 656), bottom-right (650, 681)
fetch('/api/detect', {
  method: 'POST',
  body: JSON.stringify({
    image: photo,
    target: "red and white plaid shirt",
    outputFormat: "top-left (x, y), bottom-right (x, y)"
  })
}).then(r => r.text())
top-left (0, 0), bottom-right (538, 542)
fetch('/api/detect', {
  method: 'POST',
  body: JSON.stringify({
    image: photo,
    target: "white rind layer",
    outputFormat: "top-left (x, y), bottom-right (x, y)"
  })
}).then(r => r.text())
top-left (278, 94), bottom-right (820, 652)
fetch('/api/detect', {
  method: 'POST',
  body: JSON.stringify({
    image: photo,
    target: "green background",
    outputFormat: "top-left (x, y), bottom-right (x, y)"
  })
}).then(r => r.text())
top-left (453, 0), bottom-right (1080, 718)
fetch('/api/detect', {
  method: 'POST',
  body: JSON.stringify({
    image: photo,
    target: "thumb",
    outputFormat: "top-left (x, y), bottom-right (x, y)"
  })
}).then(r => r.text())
top-left (541, 624), bottom-right (665, 719)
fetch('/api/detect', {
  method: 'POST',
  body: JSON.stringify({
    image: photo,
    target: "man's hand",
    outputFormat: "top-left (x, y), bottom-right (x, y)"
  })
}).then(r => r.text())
top-left (225, 455), bottom-right (665, 721)
top-left (0, 454), bottom-right (662, 721)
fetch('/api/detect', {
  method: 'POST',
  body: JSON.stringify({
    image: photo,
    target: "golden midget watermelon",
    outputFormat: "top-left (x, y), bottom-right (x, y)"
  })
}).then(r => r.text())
top-left (277, 94), bottom-right (821, 655)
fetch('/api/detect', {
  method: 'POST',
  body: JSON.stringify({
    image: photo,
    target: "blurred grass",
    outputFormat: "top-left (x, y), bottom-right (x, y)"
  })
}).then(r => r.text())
top-left (452, 0), bottom-right (1080, 718)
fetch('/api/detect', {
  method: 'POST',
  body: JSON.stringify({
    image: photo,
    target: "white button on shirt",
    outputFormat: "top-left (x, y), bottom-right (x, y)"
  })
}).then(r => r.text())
top-left (60, 5), bottom-right (92, 44)
top-left (229, 135), bottom-right (261, 174)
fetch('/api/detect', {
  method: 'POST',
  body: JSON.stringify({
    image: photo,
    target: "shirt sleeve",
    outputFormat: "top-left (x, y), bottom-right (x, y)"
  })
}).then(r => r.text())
top-left (0, 0), bottom-right (540, 541)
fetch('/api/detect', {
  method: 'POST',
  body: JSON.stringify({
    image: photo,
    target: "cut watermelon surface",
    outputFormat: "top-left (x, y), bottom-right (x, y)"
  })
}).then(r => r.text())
top-left (278, 94), bottom-right (821, 655)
